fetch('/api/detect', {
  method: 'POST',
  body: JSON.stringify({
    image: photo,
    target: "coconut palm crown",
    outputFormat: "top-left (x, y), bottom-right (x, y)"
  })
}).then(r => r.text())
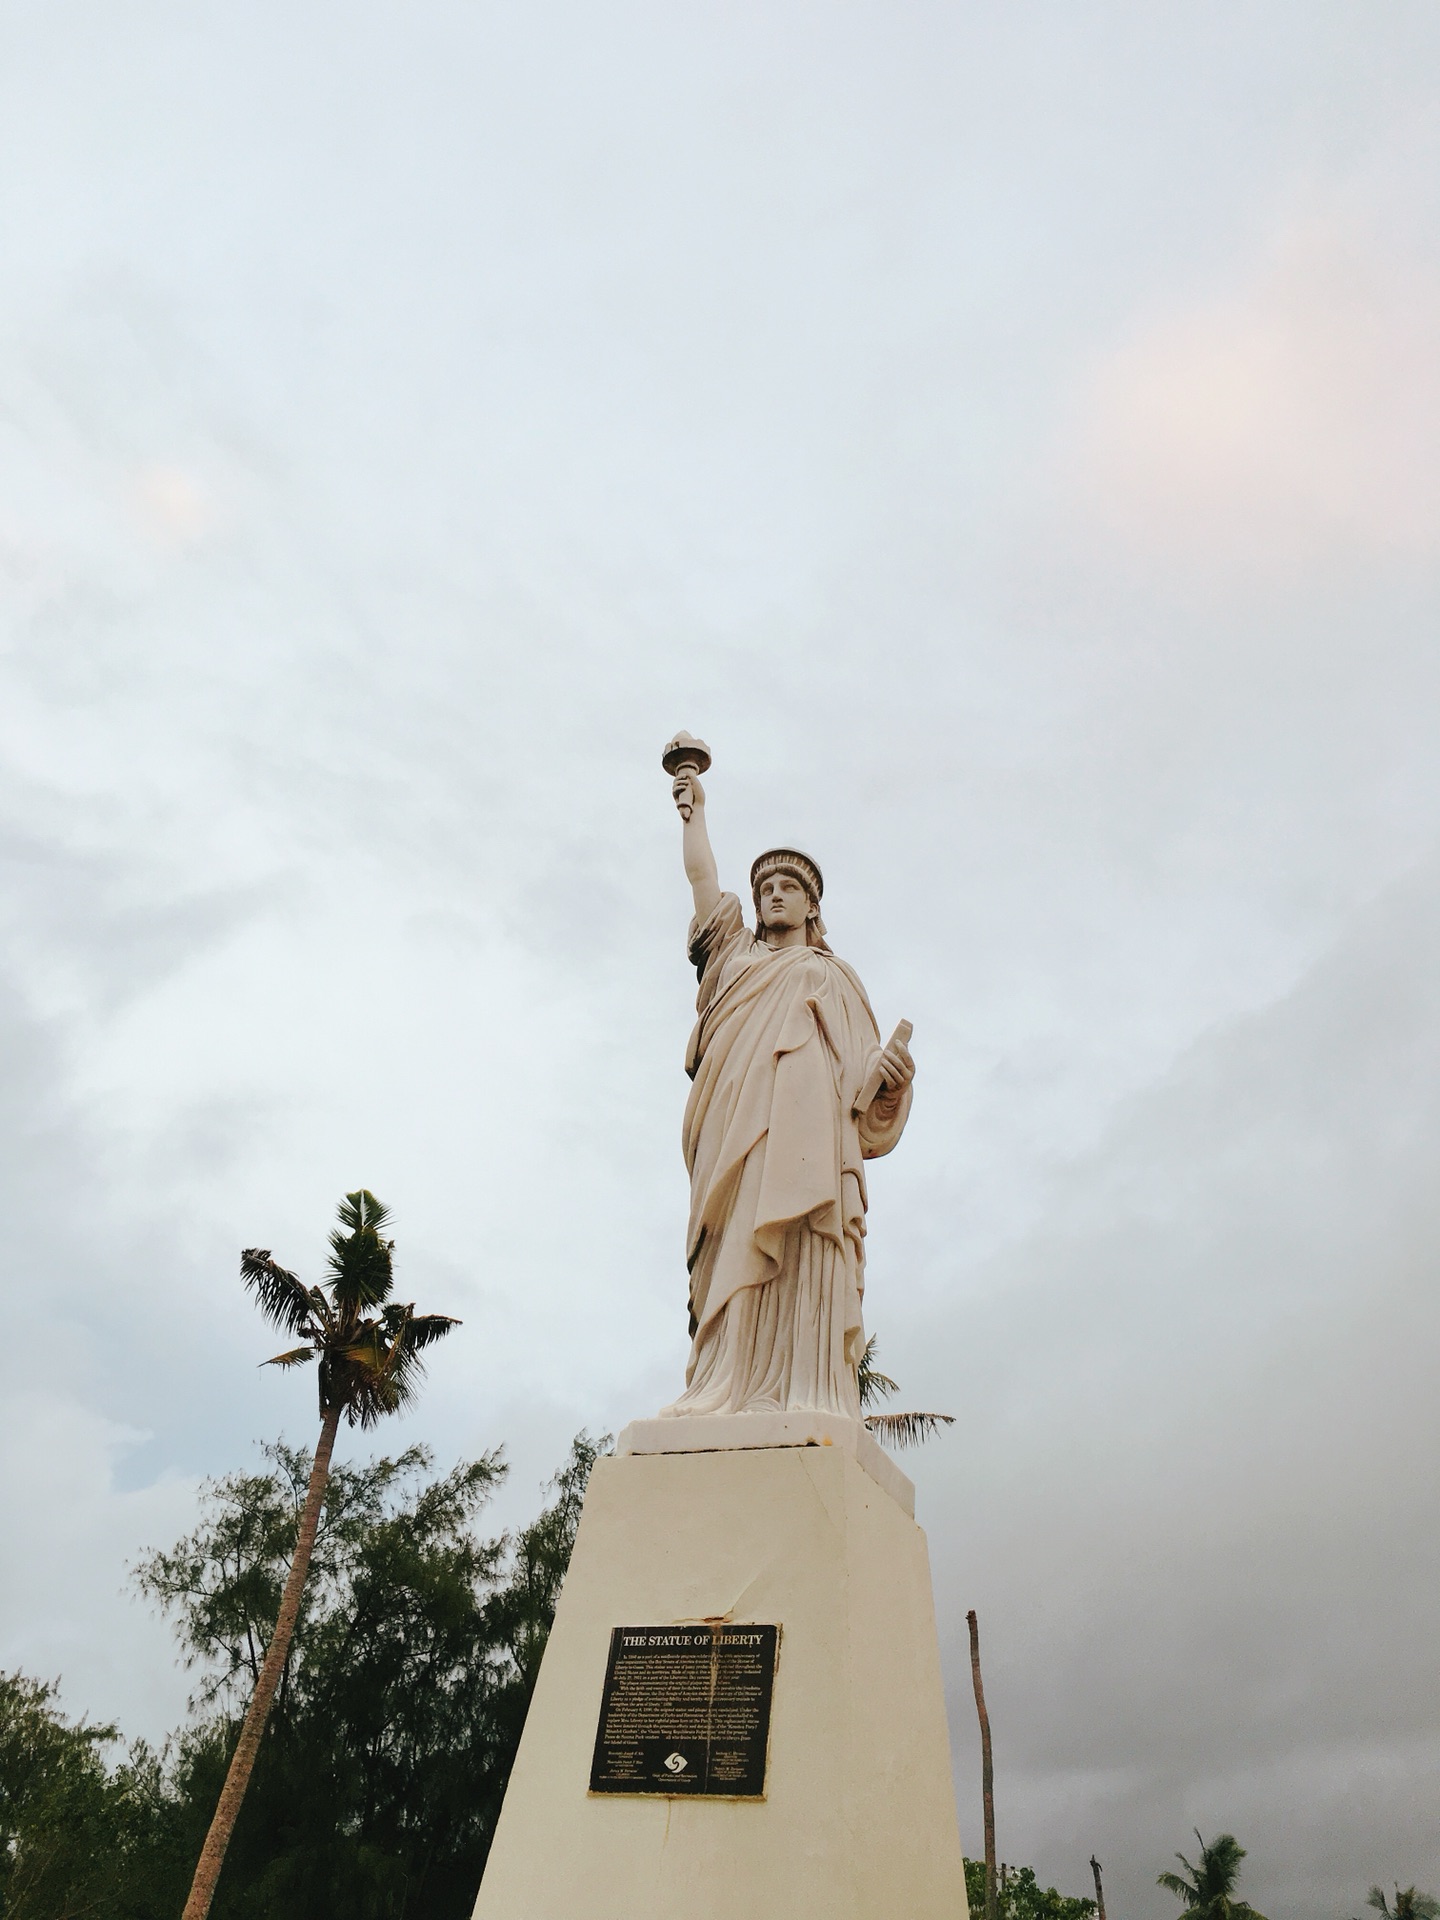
top-left (1158, 1832), bottom-right (1268, 1920)
top-left (1365, 1888), bottom-right (1440, 1920)
top-left (245, 1190), bottom-right (458, 1427)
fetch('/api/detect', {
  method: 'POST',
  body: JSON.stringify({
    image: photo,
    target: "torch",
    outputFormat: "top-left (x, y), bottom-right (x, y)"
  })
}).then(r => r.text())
top-left (661, 731), bottom-right (712, 820)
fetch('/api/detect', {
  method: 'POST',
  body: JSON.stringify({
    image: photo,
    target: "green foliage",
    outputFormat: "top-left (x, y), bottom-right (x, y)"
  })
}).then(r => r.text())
top-left (856, 1335), bottom-right (900, 1406)
top-left (0, 1674), bottom-right (181, 1919)
top-left (243, 1191), bottom-right (459, 1430)
top-left (326, 1192), bottom-right (394, 1312)
top-left (481, 1432), bottom-right (606, 1705)
top-left (963, 1858), bottom-right (1097, 1920)
top-left (0, 1671), bottom-right (118, 1919)
top-left (134, 1443), bottom-right (455, 1715)
top-left (1158, 1831), bottom-right (1268, 1920)
top-left (1365, 1888), bottom-right (1440, 1920)
top-left (5, 1429), bottom-right (606, 1920)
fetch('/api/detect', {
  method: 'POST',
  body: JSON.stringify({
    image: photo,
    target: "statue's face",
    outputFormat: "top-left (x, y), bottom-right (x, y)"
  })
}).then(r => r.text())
top-left (757, 872), bottom-right (814, 932)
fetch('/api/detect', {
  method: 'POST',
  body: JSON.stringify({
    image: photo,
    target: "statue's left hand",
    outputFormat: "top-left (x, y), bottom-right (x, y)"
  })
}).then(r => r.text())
top-left (859, 1032), bottom-right (916, 1154)
top-left (877, 1037), bottom-right (915, 1092)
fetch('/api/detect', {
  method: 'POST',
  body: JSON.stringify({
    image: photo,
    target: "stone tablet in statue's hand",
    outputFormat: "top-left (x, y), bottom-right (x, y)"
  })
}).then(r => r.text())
top-left (856, 1021), bottom-right (915, 1120)
top-left (877, 1036), bottom-right (915, 1091)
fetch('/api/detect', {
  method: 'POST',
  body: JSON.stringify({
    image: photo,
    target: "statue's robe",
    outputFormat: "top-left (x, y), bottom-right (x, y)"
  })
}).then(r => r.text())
top-left (661, 892), bottom-right (911, 1419)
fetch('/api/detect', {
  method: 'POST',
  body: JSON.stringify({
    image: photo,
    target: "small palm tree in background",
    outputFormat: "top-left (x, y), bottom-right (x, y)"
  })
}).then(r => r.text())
top-left (857, 1335), bottom-right (955, 1448)
top-left (181, 1190), bottom-right (459, 1920)
top-left (1158, 1831), bottom-right (1268, 1920)
top-left (1365, 1887), bottom-right (1440, 1920)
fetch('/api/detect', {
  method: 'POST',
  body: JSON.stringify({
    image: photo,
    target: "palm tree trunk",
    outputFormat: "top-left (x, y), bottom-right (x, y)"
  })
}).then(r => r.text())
top-left (967, 1609), bottom-right (997, 1920)
top-left (1091, 1855), bottom-right (1107, 1920)
top-left (181, 1403), bottom-right (341, 1920)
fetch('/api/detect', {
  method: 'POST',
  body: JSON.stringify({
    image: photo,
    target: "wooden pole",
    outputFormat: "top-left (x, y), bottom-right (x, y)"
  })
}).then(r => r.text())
top-left (1090, 1855), bottom-right (1107, 1920)
top-left (966, 1609), bottom-right (997, 1920)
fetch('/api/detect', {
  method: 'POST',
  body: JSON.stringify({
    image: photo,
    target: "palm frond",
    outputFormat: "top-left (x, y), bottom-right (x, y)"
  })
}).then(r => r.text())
top-left (326, 1190), bottom-right (394, 1310)
top-left (341, 1334), bottom-right (387, 1372)
top-left (346, 1367), bottom-right (409, 1429)
top-left (866, 1410), bottom-right (955, 1449)
top-left (856, 1334), bottom-right (899, 1406)
top-left (335, 1189), bottom-right (391, 1237)
top-left (1198, 1835), bottom-right (1246, 1893)
top-left (305, 1285), bottom-right (338, 1335)
top-left (1158, 1872), bottom-right (1198, 1905)
top-left (403, 1312), bottom-right (461, 1350)
top-left (251, 1195), bottom-right (459, 1431)
top-left (241, 1249), bottom-right (314, 1337)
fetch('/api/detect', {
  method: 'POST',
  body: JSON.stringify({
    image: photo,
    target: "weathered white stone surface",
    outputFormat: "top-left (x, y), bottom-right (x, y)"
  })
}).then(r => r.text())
top-left (472, 1445), bottom-right (967, 1920)
top-left (661, 742), bottom-right (917, 1420)
top-left (617, 1409), bottom-right (916, 1517)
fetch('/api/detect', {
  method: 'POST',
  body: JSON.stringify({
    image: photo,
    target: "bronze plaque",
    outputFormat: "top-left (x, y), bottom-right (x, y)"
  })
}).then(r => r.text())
top-left (589, 1623), bottom-right (780, 1798)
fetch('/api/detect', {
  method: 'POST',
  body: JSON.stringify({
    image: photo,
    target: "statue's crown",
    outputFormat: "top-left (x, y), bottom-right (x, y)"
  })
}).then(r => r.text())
top-left (750, 848), bottom-right (823, 901)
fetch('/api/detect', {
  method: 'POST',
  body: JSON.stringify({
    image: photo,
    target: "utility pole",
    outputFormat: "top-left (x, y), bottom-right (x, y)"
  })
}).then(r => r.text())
top-left (1090, 1855), bottom-right (1107, 1920)
top-left (966, 1609), bottom-right (997, 1920)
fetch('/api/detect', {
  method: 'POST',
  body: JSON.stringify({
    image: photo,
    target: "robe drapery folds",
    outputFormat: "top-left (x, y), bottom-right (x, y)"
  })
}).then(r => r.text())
top-left (662, 892), bottom-right (911, 1419)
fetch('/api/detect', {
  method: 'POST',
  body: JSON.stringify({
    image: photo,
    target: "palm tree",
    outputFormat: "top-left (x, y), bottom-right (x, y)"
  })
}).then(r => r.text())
top-left (1365, 1888), bottom-right (1440, 1920)
top-left (1158, 1831), bottom-right (1268, 1920)
top-left (857, 1335), bottom-right (955, 1448)
top-left (181, 1190), bottom-right (459, 1920)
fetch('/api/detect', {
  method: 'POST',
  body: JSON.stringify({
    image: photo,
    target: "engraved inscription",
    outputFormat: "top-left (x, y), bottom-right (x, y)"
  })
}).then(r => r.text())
top-left (588, 1624), bottom-right (779, 1798)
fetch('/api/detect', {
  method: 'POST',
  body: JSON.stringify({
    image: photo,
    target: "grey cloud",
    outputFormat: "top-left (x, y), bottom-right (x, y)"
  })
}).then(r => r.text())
top-left (918, 860), bottom-right (1440, 1915)
top-left (1, 4), bottom-right (1438, 1910)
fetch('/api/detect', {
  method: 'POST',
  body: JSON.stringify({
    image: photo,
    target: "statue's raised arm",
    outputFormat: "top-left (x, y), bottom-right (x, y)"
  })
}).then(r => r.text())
top-left (663, 731), bottom-right (721, 925)
top-left (656, 731), bottom-right (915, 1426)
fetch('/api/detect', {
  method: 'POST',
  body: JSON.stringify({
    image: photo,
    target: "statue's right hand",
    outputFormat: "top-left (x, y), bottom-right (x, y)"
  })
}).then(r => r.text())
top-left (673, 771), bottom-right (705, 821)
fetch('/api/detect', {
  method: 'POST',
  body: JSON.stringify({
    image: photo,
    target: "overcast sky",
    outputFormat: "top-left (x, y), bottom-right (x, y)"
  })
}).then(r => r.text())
top-left (3, 4), bottom-right (1439, 1915)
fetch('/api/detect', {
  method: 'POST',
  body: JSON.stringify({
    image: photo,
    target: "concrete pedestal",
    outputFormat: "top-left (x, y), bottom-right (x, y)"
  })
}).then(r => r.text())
top-left (472, 1437), bottom-right (968, 1920)
top-left (617, 1409), bottom-right (918, 1515)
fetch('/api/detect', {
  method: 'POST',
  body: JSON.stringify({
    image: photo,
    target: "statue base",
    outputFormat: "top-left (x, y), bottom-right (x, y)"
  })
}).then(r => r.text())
top-left (617, 1408), bottom-right (915, 1514)
top-left (471, 1442), bottom-right (968, 1920)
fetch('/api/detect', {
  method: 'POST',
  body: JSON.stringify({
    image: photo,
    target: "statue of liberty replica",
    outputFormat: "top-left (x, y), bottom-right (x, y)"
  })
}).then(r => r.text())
top-left (472, 736), bottom-right (966, 1920)
top-left (662, 734), bottom-right (915, 1421)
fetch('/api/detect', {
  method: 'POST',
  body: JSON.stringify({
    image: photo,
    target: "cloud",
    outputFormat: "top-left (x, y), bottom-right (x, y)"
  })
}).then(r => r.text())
top-left (926, 857), bottom-right (1440, 1915)
top-left (131, 465), bottom-right (217, 548)
top-left (0, 1390), bottom-right (198, 1741)
top-left (1064, 214), bottom-right (1440, 570)
top-left (1, 9), bottom-right (1439, 1912)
